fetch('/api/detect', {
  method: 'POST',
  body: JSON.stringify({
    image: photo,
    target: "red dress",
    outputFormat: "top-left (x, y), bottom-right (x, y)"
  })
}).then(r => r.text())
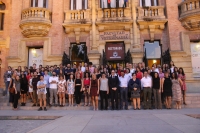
top-left (90, 79), bottom-right (98, 96)
top-left (178, 74), bottom-right (187, 90)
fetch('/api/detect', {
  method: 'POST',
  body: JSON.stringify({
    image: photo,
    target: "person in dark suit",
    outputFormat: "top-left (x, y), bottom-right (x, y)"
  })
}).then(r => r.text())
top-left (108, 69), bottom-right (119, 110)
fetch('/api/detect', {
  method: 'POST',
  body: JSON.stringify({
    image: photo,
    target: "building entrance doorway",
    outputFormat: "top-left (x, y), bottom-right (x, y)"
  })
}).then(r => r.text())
top-left (107, 61), bottom-right (125, 69)
top-left (28, 47), bottom-right (43, 68)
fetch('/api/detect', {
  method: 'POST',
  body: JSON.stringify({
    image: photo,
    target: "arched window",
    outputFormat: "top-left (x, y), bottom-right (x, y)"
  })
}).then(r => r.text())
top-left (70, 0), bottom-right (88, 10)
top-left (100, 0), bottom-right (127, 8)
top-left (0, 3), bottom-right (5, 30)
top-left (31, 0), bottom-right (48, 8)
top-left (140, 0), bottom-right (158, 7)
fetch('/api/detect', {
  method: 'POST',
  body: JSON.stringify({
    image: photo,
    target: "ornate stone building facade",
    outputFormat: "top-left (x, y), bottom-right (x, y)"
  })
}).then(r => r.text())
top-left (0, 0), bottom-right (200, 92)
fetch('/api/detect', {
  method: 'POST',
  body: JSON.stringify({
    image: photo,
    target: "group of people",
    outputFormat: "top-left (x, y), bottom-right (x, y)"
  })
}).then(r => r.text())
top-left (3, 61), bottom-right (187, 111)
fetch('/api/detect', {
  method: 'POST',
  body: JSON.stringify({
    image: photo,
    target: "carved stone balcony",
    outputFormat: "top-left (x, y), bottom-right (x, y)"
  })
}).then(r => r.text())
top-left (137, 6), bottom-right (168, 41)
top-left (179, 0), bottom-right (200, 30)
top-left (63, 10), bottom-right (91, 34)
top-left (62, 10), bottom-right (92, 43)
top-left (96, 8), bottom-right (132, 23)
top-left (19, 7), bottom-right (52, 38)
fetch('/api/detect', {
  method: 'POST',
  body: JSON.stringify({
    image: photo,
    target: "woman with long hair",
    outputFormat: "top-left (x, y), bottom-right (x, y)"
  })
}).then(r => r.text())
top-left (162, 71), bottom-right (172, 109)
top-left (20, 74), bottom-right (28, 106)
top-left (178, 67), bottom-right (187, 105)
top-left (66, 74), bottom-right (75, 106)
top-left (169, 61), bottom-right (175, 73)
top-left (75, 73), bottom-right (82, 107)
top-left (28, 72), bottom-right (34, 103)
top-left (171, 72), bottom-right (183, 109)
top-left (152, 72), bottom-right (162, 109)
top-left (89, 74), bottom-right (99, 111)
top-left (82, 72), bottom-right (91, 106)
top-left (13, 75), bottom-right (21, 110)
top-left (136, 67), bottom-right (143, 80)
top-left (75, 66), bottom-right (83, 79)
top-left (58, 75), bottom-right (66, 107)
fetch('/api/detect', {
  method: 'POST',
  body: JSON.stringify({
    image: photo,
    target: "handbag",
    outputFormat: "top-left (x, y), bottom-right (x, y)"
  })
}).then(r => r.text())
top-left (131, 83), bottom-right (140, 98)
top-left (9, 87), bottom-right (15, 94)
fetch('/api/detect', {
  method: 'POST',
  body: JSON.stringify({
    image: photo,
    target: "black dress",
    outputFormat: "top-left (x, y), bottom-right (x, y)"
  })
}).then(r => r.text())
top-left (163, 77), bottom-right (172, 97)
top-left (20, 77), bottom-right (28, 94)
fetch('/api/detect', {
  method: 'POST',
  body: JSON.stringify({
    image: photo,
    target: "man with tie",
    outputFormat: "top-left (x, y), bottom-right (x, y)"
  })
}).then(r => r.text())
top-left (108, 69), bottom-right (119, 110)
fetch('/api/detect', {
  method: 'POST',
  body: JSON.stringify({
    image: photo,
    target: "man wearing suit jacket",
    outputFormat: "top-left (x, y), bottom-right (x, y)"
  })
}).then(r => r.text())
top-left (108, 69), bottom-right (119, 110)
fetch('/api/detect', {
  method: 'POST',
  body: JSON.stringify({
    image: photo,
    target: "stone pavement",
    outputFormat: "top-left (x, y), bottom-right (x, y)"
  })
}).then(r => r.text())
top-left (0, 108), bottom-right (200, 133)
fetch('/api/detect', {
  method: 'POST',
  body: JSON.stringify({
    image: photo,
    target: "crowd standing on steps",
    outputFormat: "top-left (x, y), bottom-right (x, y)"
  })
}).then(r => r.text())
top-left (3, 61), bottom-right (187, 111)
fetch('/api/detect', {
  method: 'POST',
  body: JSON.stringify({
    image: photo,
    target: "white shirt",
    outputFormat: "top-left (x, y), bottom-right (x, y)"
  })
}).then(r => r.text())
top-left (125, 73), bottom-right (132, 82)
top-left (81, 66), bottom-right (85, 73)
top-left (118, 75), bottom-right (129, 87)
top-left (130, 68), bottom-right (135, 74)
top-left (49, 76), bottom-right (59, 89)
top-left (7, 71), bottom-right (12, 81)
top-left (154, 68), bottom-right (159, 73)
top-left (141, 76), bottom-right (152, 88)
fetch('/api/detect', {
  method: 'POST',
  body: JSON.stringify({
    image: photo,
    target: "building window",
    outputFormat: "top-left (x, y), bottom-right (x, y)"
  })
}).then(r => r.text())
top-left (70, 43), bottom-right (87, 65)
top-left (140, 0), bottom-right (158, 7)
top-left (70, 0), bottom-right (88, 10)
top-left (100, 0), bottom-right (127, 8)
top-left (144, 41), bottom-right (161, 67)
top-left (31, 0), bottom-right (48, 8)
top-left (0, 3), bottom-right (5, 31)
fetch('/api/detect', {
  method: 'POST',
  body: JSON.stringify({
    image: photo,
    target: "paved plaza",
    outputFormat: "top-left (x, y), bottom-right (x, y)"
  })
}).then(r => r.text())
top-left (0, 108), bottom-right (200, 133)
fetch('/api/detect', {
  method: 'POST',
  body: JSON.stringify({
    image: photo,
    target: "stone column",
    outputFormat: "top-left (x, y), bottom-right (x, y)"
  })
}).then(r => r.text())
top-left (131, 0), bottom-right (140, 51)
top-left (91, 0), bottom-right (97, 51)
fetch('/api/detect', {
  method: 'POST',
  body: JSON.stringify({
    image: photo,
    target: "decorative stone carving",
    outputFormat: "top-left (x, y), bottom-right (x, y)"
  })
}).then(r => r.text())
top-left (179, 0), bottom-right (200, 31)
top-left (137, 6), bottom-right (168, 41)
top-left (19, 7), bottom-right (52, 38)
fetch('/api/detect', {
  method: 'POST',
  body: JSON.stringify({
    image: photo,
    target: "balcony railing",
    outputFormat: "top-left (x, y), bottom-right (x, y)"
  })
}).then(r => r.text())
top-left (97, 8), bottom-right (131, 22)
top-left (64, 10), bottom-right (91, 24)
top-left (20, 7), bottom-right (52, 38)
top-left (179, 0), bottom-right (200, 30)
top-left (179, 0), bottom-right (200, 19)
top-left (137, 6), bottom-right (166, 20)
top-left (21, 7), bottom-right (51, 22)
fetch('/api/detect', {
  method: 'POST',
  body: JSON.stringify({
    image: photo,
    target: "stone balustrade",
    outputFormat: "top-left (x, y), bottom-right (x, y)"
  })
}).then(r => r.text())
top-left (64, 10), bottom-right (91, 24)
top-left (20, 7), bottom-right (52, 38)
top-left (137, 6), bottom-right (166, 20)
top-left (178, 0), bottom-right (200, 30)
top-left (97, 8), bottom-right (131, 22)
top-left (21, 7), bottom-right (51, 22)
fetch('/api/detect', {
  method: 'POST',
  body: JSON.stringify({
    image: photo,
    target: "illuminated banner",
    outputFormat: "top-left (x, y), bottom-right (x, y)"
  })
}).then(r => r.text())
top-left (191, 43), bottom-right (200, 77)
top-left (29, 48), bottom-right (43, 68)
top-left (105, 42), bottom-right (125, 61)
top-left (99, 31), bottom-right (130, 41)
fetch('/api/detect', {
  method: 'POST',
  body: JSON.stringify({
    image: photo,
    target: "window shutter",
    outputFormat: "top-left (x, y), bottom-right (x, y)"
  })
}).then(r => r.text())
top-left (0, 13), bottom-right (4, 30)
top-left (142, 0), bottom-right (145, 7)
top-left (35, 0), bottom-right (38, 7)
top-left (43, 0), bottom-right (47, 8)
top-left (31, 0), bottom-right (33, 7)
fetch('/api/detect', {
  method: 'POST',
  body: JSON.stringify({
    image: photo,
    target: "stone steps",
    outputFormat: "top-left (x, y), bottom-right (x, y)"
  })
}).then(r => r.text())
top-left (0, 93), bottom-right (199, 110)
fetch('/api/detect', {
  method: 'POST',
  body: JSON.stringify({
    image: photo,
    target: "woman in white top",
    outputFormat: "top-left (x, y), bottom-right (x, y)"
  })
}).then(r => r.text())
top-left (29, 72), bottom-right (34, 103)
top-left (58, 75), bottom-right (66, 107)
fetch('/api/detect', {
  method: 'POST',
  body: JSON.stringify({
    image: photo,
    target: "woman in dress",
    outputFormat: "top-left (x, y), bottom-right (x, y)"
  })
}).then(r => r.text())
top-left (161, 71), bottom-right (172, 109)
top-left (67, 74), bottom-right (75, 106)
top-left (20, 74), bottom-right (28, 106)
top-left (58, 75), bottom-right (66, 107)
top-left (171, 72), bottom-right (183, 109)
top-left (82, 72), bottom-right (91, 106)
top-left (174, 67), bottom-right (179, 75)
top-left (89, 74), bottom-right (99, 110)
top-left (28, 72), bottom-right (34, 103)
top-left (75, 73), bottom-right (82, 106)
top-left (178, 67), bottom-right (187, 105)
top-left (128, 73), bottom-right (141, 110)
top-left (152, 72), bottom-right (162, 109)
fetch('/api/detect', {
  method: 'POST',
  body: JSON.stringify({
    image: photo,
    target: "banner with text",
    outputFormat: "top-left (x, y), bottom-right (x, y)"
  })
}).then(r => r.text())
top-left (105, 42), bottom-right (125, 61)
top-left (29, 48), bottom-right (43, 68)
top-left (191, 43), bottom-right (200, 77)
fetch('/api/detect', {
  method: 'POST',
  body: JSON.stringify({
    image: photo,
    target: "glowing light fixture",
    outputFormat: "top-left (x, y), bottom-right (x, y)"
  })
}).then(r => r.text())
top-left (153, 60), bottom-right (157, 63)
top-left (31, 49), bottom-right (36, 54)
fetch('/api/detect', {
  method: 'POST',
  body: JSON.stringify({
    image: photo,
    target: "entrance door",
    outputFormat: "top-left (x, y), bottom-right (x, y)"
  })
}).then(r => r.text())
top-left (107, 61), bottom-right (125, 69)
top-left (28, 47), bottom-right (43, 68)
